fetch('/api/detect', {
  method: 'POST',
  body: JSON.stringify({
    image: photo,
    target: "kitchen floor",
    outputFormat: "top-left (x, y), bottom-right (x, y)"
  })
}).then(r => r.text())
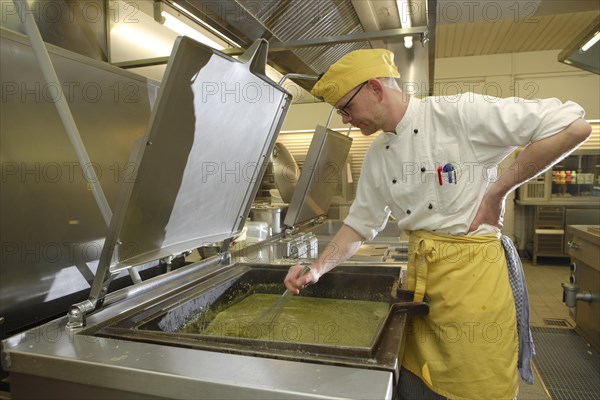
top-left (519, 257), bottom-right (575, 400)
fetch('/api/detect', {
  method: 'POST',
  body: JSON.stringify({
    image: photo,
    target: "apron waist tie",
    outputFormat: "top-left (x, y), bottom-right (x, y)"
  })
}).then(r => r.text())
top-left (410, 238), bottom-right (437, 303)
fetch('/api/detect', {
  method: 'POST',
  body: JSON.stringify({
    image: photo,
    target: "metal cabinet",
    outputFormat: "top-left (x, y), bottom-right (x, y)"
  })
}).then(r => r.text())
top-left (567, 225), bottom-right (600, 352)
top-left (531, 206), bottom-right (600, 264)
top-left (533, 206), bottom-right (566, 264)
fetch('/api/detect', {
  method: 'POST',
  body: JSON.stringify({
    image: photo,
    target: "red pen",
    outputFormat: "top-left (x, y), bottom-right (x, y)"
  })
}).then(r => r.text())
top-left (437, 166), bottom-right (443, 186)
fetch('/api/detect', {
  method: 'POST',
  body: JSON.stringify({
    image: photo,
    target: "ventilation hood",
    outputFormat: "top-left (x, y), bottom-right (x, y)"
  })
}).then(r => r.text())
top-left (559, 15), bottom-right (599, 75)
top-left (169, 0), bottom-right (437, 98)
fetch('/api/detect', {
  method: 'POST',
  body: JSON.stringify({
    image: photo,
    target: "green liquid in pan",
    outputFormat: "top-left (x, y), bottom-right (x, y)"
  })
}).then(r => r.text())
top-left (181, 294), bottom-right (389, 347)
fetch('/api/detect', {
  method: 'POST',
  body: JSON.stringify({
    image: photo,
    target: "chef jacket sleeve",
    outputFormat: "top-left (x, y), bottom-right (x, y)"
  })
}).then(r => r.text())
top-left (457, 93), bottom-right (585, 159)
top-left (343, 146), bottom-right (391, 241)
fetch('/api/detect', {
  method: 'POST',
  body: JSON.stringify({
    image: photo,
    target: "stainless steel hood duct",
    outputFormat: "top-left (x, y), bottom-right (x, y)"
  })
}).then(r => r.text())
top-left (559, 15), bottom-right (600, 75)
top-left (353, 0), bottom-right (436, 97)
top-left (169, 0), bottom-right (436, 96)
top-left (174, 0), bottom-right (369, 88)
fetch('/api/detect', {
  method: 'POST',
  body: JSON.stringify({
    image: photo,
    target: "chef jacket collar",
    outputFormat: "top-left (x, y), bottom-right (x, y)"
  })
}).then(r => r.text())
top-left (392, 96), bottom-right (418, 136)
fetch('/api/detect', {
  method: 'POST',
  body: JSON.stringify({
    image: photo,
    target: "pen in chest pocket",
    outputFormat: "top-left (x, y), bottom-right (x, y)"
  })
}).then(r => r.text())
top-left (437, 163), bottom-right (457, 186)
top-left (443, 163), bottom-right (456, 184)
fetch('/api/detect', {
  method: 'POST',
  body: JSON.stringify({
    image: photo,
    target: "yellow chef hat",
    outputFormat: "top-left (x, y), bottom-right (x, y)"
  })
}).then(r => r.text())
top-left (310, 49), bottom-right (401, 106)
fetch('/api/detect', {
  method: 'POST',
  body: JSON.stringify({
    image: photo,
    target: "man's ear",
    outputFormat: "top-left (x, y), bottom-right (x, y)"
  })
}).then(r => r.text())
top-left (367, 78), bottom-right (385, 101)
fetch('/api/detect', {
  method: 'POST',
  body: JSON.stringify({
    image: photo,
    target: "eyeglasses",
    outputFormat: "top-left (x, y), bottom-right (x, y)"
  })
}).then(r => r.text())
top-left (336, 82), bottom-right (367, 117)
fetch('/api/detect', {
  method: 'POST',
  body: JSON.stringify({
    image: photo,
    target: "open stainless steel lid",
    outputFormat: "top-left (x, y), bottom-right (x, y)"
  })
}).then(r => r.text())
top-left (95, 37), bottom-right (291, 278)
top-left (271, 142), bottom-right (299, 204)
top-left (284, 126), bottom-right (352, 227)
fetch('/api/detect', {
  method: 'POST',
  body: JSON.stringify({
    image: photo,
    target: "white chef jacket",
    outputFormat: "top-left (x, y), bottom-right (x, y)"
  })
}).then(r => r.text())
top-left (344, 92), bottom-right (585, 239)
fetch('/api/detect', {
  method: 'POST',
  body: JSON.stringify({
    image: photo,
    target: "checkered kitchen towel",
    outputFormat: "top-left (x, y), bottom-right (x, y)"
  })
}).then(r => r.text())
top-left (502, 235), bottom-right (536, 384)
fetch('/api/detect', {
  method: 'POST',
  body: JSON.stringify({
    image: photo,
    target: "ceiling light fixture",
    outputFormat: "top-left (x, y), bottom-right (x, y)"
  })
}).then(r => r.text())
top-left (153, 1), bottom-right (238, 50)
top-left (581, 31), bottom-right (599, 52)
top-left (396, 0), bottom-right (413, 49)
top-left (160, 11), bottom-right (224, 50)
top-left (558, 16), bottom-right (599, 74)
top-left (171, 1), bottom-right (242, 49)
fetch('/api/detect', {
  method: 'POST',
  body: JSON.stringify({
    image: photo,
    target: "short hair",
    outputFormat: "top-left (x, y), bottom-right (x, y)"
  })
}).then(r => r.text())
top-left (378, 77), bottom-right (400, 89)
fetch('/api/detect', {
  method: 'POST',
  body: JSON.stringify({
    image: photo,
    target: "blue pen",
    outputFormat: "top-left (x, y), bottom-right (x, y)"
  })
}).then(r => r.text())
top-left (443, 163), bottom-right (454, 184)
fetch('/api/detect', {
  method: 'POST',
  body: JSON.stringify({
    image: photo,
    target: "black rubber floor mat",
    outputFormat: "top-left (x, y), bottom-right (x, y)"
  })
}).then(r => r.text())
top-left (531, 327), bottom-right (600, 400)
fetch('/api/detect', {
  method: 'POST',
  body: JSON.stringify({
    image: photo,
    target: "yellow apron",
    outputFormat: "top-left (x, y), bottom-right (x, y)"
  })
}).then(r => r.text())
top-left (402, 231), bottom-right (518, 399)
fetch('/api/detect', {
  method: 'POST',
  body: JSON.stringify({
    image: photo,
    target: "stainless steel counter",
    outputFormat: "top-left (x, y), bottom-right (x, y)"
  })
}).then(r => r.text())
top-left (566, 225), bottom-right (600, 352)
top-left (2, 259), bottom-right (403, 399)
top-left (4, 318), bottom-right (393, 399)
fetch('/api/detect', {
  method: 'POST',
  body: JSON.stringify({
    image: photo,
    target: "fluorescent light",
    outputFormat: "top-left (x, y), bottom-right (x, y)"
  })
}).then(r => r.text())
top-left (581, 31), bottom-right (599, 52)
top-left (161, 11), bottom-right (224, 50)
top-left (396, 0), bottom-right (413, 49)
top-left (171, 1), bottom-right (242, 48)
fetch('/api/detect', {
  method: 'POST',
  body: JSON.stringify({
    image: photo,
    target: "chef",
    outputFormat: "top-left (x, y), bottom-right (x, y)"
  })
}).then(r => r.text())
top-left (284, 49), bottom-right (591, 399)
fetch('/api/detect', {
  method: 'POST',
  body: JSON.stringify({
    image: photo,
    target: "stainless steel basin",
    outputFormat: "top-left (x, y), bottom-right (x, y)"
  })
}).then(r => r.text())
top-left (96, 263), bottom-right (409, 376)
